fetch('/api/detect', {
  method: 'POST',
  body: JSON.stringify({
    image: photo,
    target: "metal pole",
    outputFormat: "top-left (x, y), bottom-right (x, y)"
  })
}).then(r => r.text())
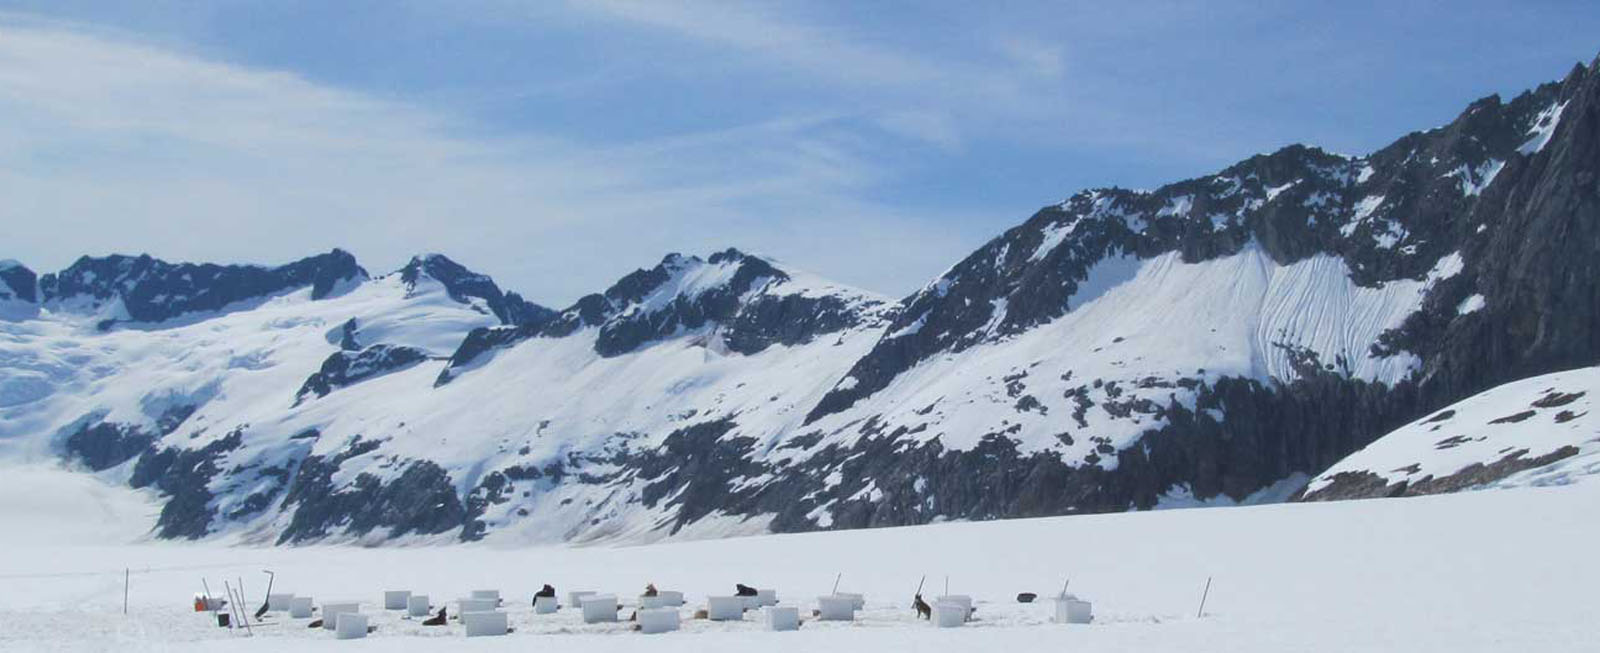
top-left (830, 572), bottom-right (842, 595)
top-left (123, 568), bottom-right (129, 615)
top-left (1196, 576), bottom-right (1213, 619)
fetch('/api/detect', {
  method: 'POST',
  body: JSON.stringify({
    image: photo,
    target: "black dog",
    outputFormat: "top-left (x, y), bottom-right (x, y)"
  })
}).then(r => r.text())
top-left (421, 606), bottom-right (448, 626)
top-left (735, 583), bottom-right (758, 597)
top-left (912, 594), bottom-right (932, 620)
top-left (532, 584), bottom-right (556, 607)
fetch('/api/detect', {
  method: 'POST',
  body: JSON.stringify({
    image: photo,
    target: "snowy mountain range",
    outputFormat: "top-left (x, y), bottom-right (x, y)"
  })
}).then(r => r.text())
top-left (3, 55), bottom-right (1598, 545)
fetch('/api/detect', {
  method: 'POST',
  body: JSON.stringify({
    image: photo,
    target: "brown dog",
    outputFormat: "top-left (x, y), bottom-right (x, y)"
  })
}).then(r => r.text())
top-left (912, 594), bottom-right (932, 620)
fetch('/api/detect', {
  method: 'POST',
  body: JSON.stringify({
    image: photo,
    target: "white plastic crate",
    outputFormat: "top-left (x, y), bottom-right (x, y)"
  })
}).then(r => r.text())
top-left (1053, 594), bottom-right (1093, 624)
top-left (407, 594), bottom-right (430, 618)
top-left (321, 602), bottom-right (360, 631)
top-left (933, 601), bottom-right (966, 628)
top-left (756, 588), bottom-right (778, 607)
top-left (568, 591), bottom-right (597, 610)
top-left (463, 610), bottom-right (509, 637)
top-left (706, 596), bottom-right (745, 621)
top-left (289, 596), bottom-right (314, 619)
top-left (815, 595), bottom-right (856, 621)
top-left (383, 590), bottom-right (411, 610)
top-left (581, 595), bottom-right (619, 623)
top-left (534, 595), bottom-right (558, 614)
top-left (266, 593), bottom-right (294, 612)
top-left (334, 612), bottom-right (368, 639)
top-left (458, 597), bottom-right (498, 613)
top-left (764, 605), bottom-right (800, 631)
top-left (637, 607), bottom-right (680, 634)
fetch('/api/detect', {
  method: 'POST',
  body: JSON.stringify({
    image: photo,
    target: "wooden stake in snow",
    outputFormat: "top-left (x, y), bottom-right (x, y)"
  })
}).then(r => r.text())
top-left (944, 575), bottom-right (949, 596)
top-left (123, 568), bottom-right (129, 615)
top-left (1196, 576), bottom-right (1213, 619)
top-left (1058, 578), bottom-right (1071, 598)
top-left (831, 572), bottom-right (842, 595)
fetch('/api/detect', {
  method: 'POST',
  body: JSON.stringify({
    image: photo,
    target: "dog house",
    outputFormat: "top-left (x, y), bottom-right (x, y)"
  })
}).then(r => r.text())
top-left (459, 597), bottom-right (498, 613)
top-left (321, 602), bottom-right (360, 630)
top-left (834, 592), bottom-right (865, 609)
top-left (266, 593), bottom-right (294, 611)
top-left (756, 589), bottom-right (778, 607)
top-left (289, 596), bottom-right (315, 618)
top-left (706, 596), bottom-right (745, 621)
top-left (933, 601), bottom-right (966, 628)
top-left (335, 612), bottom-right (369, 640)
top-left (640, 594), bottom-right (672, 609)
top-left (407, 594), bottom-right (431, 618)
top-left (470, 589), bottom-right (501, 604)
top-left (1053, 594), bottom-right (1092, 624)
top-left (568, 591), bottom-right (597, 609)
top-left (936, 594), bottom-right (973, 620)
top-left (384, 590), bottom-right (411, 610)
top-left (463, 610), bottom-right (509, 637)
top-left (637, 607), bottom-right (680, 634)
top-left (764, 605), bottom-right (800, 631)
top-left (581, 595), bottom-right (619, 623)
top-left (657, 590), bottom-right (685, 607)
top-left (815, 595), bottom-right (857, 621)
top-left (534, 595), bottom-right (559, 614)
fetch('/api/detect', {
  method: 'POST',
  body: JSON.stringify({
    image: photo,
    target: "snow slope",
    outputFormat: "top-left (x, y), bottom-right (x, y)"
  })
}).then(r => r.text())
top-left (1304, 365), bottom-right (1600, 499)
top-left (0, 477), bottom-right (1593, 652)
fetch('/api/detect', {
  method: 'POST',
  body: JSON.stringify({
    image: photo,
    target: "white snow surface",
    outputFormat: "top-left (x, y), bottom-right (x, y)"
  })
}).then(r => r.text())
top-left (1519, 100), bottom-right (1569, 155)
top-left (0, 464), bottom-right (1594, 652)
top-left (1306, 365), bottom-right (1600, 495)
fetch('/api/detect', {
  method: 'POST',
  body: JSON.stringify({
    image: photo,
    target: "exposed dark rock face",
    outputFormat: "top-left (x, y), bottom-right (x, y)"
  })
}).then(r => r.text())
top-left (64, 421), bottom-right (157, 472)
top-left (295, 344), bottom-right (429, 404)
top-left (399, 254), bottom-right (555, 328)
top-left (129, 430), bottom-right (244, 539)
top-left (38, 249), bottom-right (366, 325)
top-left (277, 445), bottom-right (465, 544)
top-left (0, 261), bottom-right (38, 304)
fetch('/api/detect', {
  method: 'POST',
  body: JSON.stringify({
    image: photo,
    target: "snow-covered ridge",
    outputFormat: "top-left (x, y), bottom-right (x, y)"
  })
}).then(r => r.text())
top-left (1303, 366), bottom-right (1600, 500)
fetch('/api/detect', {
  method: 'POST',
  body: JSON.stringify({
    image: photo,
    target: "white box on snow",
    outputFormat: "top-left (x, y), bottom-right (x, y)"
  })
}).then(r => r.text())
top-left (407, 594), bottom-right (430, 618)
top-left (334, 612), bottom-right (368, 639)
top-left (568, 591), bottom-right (597, 609)
top-left (933, 601), bottom-right (967, 627)
top-left (470, 589), bottom-right (500, 604)
top-left (266, 593), bottom-right (294, 611)
top-left (463, 610), bottom-right (509, 637)
top-left (816, 595), bottom-right (856, 621)
top-left (321, 602), bottom-right (360, 630)
top-left (1053, 594), bottom-right (1092, 624)
top-left (756, 588), bottom-right (778, 607)
top-left (637, 607), bottom-right (680, 634)
top-left (289, 596), bottom-right (314, 619)
top-left (581, 595), bottom-right (619, 623)
top-left (458, 597), bottom-right (498, 613)
top-left (383, 590), bottom-right (411, 610)
top-left (706, 595), bottom-right (745, 621)
top-left (534, 595), bottom-right (559, 614)
top-left (764, 605), bottom-right (800, 631)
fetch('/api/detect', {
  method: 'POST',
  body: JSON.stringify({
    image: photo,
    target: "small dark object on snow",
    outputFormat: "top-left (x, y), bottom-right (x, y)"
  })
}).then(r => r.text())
top-left (644, 583), bottom-right (659, 597)
top-left (217, 613), bottom-right (231, 628)
top-left (912, 594), bottom-right (932, 620)
top-left (735, 583), bottom-right (758, 597)
top-left (421, 606), bottom-right (448, 626)
top-left (1017, 592), bottom-right (1037, 603)
top-left (305, 618), bottom-right (321, 629)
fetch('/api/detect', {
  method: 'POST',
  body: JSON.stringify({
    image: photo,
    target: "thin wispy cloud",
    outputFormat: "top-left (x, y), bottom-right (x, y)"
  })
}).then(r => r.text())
top-left (0, 14), bottom-right (985, 304)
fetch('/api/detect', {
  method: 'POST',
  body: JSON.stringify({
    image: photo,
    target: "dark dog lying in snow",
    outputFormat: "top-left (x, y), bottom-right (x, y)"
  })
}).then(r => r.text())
top-left (421, 606), bottom-right (448, 626)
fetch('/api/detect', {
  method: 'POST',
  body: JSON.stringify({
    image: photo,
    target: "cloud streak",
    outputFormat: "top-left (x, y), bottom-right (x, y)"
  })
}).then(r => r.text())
top-left (0, 15), bottom-right (989, 305)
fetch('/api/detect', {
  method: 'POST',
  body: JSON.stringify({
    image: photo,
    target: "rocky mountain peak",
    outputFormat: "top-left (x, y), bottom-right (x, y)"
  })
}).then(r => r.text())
top-left (396, 253), bottom-right (553, 328)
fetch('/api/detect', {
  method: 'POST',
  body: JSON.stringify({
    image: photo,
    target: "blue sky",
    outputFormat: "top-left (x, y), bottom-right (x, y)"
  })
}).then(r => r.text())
top-left (2, 1), bottom-right (1597, 305)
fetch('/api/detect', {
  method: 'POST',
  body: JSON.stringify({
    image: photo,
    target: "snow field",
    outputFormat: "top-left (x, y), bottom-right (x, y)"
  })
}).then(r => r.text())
top-left (0, 463), bottom-right (1594, 652)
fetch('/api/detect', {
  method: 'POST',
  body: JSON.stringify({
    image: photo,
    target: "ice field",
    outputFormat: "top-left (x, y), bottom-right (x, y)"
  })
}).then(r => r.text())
top-left (0, 463), bottom-right (1594, 652)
